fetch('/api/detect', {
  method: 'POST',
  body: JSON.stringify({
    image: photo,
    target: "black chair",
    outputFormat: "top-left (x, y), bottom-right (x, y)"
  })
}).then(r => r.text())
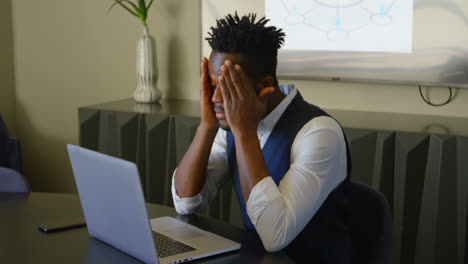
top-left (0, 113), bottom-right (30, 192)
top-left (350, 180), bottom-right (392, 264)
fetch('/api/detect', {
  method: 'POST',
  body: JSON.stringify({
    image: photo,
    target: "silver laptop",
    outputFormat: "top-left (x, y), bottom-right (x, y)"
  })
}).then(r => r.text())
top-left (67, 144), bottom-right (241, 264)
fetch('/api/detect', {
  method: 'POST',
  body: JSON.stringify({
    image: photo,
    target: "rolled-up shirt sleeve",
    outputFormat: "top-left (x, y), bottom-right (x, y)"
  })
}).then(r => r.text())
top-left (246, 116), bottom-right (348, 252)
top-left (172, 128), bottom-right (230, 215)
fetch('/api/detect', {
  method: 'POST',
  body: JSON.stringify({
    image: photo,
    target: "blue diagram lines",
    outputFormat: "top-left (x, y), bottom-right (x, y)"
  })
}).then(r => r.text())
top-left (266, 0), bottom-right (414, 52)
top-left (335, 16), bottom-right (340, 31)
top-left (313, 0), bottom-right (365, 8)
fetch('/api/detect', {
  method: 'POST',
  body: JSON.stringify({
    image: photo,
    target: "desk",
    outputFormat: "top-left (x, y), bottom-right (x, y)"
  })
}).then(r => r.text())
top-left (0, 192), bottom-right (295, 264)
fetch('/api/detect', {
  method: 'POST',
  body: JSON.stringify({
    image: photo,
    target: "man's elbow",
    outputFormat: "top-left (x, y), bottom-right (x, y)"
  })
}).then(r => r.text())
top-left (174, 205), bottom-right (190, 215)
top-left (263, 239), bottom-right (289, 253)
top-left (172, 189), bottom-right (204, 215)
top-left (174, 203), bottom-right (199, 215)
top-left (173, 198), bottom-right (204, 215)
top-left (260, 227), bottom-right (292, 252)
top-left (253, 203), bottom-right (294, 253)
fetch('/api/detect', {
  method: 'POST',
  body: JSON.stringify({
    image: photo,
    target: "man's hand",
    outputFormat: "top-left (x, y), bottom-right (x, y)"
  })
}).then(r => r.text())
top-left (200, 57), bottom-right (219, 131)
top-left (218, 59), bottom-right (274, 203)
top-left (174, 57), bottom-right (219, 198)
top-left (218, 60), bottom-right (275, 137)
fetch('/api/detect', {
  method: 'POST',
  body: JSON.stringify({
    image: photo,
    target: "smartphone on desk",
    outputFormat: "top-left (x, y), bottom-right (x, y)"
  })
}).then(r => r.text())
top-left (38, 218), bottom-right (86, 233)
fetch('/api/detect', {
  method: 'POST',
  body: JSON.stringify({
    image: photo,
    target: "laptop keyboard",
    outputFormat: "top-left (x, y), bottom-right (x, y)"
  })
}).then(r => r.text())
top-left (152, 231), bottom-right (196, 258)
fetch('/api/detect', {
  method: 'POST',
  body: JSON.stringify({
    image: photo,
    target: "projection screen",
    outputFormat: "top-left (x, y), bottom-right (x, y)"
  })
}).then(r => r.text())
top-left (201, 0), bottom-right (468, 89)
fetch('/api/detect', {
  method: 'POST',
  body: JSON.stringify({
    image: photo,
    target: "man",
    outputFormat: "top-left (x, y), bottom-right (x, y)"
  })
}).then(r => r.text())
top-left (172, 13), bottom-right (351, 262)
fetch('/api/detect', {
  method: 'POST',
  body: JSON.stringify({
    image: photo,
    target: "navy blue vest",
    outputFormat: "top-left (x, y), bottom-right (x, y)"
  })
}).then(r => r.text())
top-left (226, 91), bottom-right (352, 262)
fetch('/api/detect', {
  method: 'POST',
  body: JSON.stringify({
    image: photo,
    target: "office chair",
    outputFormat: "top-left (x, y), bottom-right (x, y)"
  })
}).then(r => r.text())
top-left (0, 113), bottom-right (30, 192)
top-left (350, 180), bottom-right (392, 264)
top-left (0, 167), bottom-right (30, 192)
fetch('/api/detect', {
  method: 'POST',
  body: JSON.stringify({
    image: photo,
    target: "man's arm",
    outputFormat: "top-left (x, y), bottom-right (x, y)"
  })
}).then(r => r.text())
top-left (173, 57), bottom-right (219, 198)
top-left (172, 127), bottom-right (229, 215)
top-left (217, 60), bottom-right (274, 203)
top-left (232, 131), bottom-right (269, 203)
top-left (247, 117), bottom-right (348, 252)
top-left (174, 126), bottom-right (218, 197)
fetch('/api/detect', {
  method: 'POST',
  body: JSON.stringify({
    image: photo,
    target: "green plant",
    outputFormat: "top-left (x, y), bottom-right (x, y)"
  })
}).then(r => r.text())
top-left (108, 0), bottom-right (155, 27)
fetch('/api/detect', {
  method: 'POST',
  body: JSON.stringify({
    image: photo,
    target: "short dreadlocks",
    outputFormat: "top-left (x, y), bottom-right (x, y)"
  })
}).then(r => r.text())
top-left (206, 12), bottom-right (285, 85)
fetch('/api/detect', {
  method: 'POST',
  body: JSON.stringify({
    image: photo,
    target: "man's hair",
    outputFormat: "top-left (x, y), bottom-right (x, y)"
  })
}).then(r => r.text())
top-left (206, 12), bottom-right (285, 85)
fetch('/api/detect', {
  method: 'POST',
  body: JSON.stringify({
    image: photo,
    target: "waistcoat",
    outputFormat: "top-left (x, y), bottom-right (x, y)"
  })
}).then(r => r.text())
top-left (226, 91), bottom-right (352, 262)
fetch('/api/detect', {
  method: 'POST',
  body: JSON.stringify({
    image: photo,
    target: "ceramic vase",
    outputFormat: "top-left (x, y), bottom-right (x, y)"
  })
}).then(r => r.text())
top-left (133, 27), bottom-right (161, 103)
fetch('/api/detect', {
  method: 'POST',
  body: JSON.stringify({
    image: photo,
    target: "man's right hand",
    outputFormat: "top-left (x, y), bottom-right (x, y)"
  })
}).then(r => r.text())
top-left (174, 58), bottom-right (219, 198)
top-left (200, 57), bottom-right (219, 131)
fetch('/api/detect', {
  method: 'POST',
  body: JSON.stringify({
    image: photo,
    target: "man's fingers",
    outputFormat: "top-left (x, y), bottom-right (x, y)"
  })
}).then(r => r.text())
top-left (218, 75), bottom-right (232, 104)
top-left (220, 64), bottom-right (238, 101)
top-left (201, 57), bottom-right (209, 86)
top-left (201, 57), bottom-right (208, 75)
top-left (225, 61), bottom-right (248, 98)
top-left (200, 57), bottom-right (211, 98)
top-left (234, 64), bottom-right (252, 93)
top-left (201, 72), bottom-right (209, 96)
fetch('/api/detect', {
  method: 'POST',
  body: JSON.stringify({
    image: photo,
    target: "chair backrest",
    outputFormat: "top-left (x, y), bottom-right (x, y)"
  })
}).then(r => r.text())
top-left (0, 113), bottom-right (29, 192)
top-left (0, 114), bottom-right (22, 173)
top-left (0, 167), bottom-right (30, 192)
top-left (350, 180), bottom-right (392, 264)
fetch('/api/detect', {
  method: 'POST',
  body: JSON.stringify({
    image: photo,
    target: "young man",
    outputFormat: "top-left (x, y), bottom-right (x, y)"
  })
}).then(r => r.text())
top-left (172, 13), bottom-right (352, 262)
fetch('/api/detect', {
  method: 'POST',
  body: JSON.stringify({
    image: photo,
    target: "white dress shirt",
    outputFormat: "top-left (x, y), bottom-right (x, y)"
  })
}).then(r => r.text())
top-left (172, 87), bottom-right (348, 252)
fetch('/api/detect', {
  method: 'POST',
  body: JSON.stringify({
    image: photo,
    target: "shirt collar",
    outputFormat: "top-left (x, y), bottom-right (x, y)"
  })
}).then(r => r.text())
top-left (258, 85), bottom-right (297, 134)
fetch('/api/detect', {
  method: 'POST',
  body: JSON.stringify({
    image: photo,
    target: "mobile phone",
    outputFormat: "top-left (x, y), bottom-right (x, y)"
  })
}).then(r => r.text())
top-left (38, 222), bottom-right (86, 233)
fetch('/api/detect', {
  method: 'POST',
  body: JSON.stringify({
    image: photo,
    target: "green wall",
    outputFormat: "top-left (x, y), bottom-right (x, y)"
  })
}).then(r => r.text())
top-left (0, 0), bottom-right (16, 134)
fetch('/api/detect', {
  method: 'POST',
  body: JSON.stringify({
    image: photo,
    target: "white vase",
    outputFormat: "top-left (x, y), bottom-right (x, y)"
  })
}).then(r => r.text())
top-left (133, 27), bottom-right (161, 103)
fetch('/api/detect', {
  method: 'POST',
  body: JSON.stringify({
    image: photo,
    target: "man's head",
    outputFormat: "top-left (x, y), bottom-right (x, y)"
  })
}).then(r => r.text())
top-left (206, 13), bottom-right (285, 130)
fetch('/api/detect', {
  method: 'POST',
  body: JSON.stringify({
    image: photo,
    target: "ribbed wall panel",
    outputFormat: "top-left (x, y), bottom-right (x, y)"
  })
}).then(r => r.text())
top-left (79, 110), bottom-right (468, 264)
top-left (165, 116), bottom-right (199, 207)
top-left (79, 109), bottom-right (100, 151)
top-left (378, 132), bottom-right (395, 212)
top-left (395, 133), bottom-right (429, 264)
top-left (145, 114), bottom-right (170, 203)
top-left (458, 137), bottom-right (468, 264)
top-left (345, 128), bottom-right (379, 185)
top-left (434, 136), bottom-right (457, 264)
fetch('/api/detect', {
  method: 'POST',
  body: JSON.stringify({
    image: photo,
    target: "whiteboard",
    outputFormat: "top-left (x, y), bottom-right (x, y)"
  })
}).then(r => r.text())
top-left (201, 0), bottom-right (468, 89)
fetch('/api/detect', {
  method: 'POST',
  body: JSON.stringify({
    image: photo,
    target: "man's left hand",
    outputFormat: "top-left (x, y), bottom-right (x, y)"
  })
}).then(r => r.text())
top-left (218, 60), bottom-right (274, 137)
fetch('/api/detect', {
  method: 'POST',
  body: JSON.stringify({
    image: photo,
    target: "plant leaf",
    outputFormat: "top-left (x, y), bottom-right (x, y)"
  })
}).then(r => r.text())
top-left (136, 0), bottom-right (147, 25)
top-left (120, 0), bottom-right (140, 14)
top-left (147, 0), bottom-right (154, 11)
top-left (107, 2), bottom-right (120, 14)
top-left (117, 1), bottom-right (139, 17)
top-left (138, 0), bottom-right (146, 12)
top-left (108, 0), bottom-right (152, 26)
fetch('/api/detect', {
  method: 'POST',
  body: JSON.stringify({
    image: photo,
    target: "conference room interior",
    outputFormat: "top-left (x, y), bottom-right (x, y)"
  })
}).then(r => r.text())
top-left (1, 1), bottom-right (468, 264)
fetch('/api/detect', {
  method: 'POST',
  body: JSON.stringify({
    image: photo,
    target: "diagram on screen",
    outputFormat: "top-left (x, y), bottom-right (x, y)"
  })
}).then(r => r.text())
top-left (266, 0), bottom-right (414, 53)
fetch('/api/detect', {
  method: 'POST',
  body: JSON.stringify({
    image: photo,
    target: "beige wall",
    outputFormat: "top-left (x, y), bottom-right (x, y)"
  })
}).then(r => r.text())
top-left (9, 0), bottom-right (468, 193)
top-left (12, 0), bottom-right (200, 192)
top-left (0, 0), bottom-right (16, 135)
